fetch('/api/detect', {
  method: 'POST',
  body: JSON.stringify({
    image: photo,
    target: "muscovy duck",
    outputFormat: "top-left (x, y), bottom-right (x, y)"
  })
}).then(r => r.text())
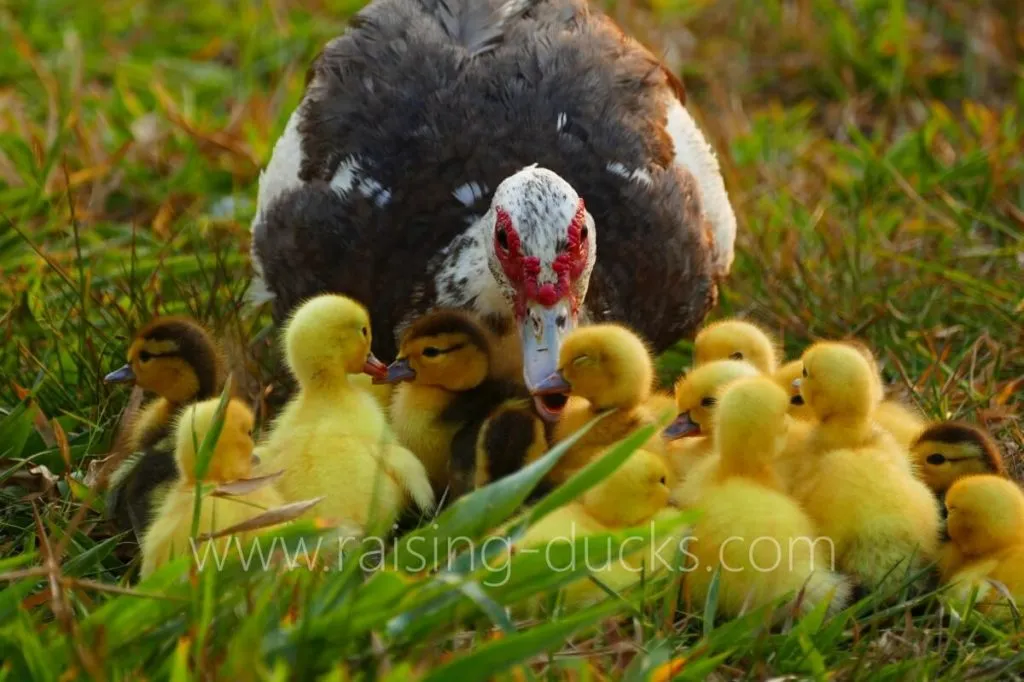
top-left (250, 0), bottom-right (737, 419)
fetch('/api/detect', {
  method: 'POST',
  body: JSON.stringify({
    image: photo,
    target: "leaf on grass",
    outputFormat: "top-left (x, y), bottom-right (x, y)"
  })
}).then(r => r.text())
top-left (196, 497), bottom-right (324, 541)
top-left (210, 470), bottom-right (284, 497)
top-left (51, 419), bottom-right (71, 470)
top-left (993, 376), bottom-right (1024, 407)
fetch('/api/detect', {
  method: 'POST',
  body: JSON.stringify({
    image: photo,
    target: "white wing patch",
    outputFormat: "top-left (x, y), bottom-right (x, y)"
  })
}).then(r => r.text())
top-left (663, 96), bottom-right (737, 277)
top-left (452, 181), bottom-right (489, 207)
top-left (330, 156), bottom-right (392, 207)
top-left (249, 101), bottom-right (307, 307)
top-left (254, 106), bottom-right (305, 229)
top-left (606, 162), bottom-right (654, 187)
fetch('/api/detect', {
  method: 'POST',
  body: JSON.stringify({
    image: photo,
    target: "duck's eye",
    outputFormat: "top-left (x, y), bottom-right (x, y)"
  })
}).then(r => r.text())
top-left (422, 347), bottom-right (441, 358)
top-left (580, 225), bottom-right (589, 242)
top-left (926, 453), bottom-right (947, 466)
top-left (700, 397), bottom-right (717, 408)
top-left (802, 367), bottom-right (808, 378)
top-left (729, 351), bottom-right (743, 360)
top-left (361, 327), bottom-right (368, 338)
top-left (138, 350), bottom-right (153, 362)
top-left (496, 228), bottom-right (509, 251)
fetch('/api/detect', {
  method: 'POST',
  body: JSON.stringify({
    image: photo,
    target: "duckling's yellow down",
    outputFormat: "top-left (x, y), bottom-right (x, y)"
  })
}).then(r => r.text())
top-left (547, 324), bottom-right (670, 483)
top-left (941, 475), bottom-right (1024, 620)
top-left (683, 377), bottom-right (851, 618)
top-left (259, 295), bottom-right (434, 531)
top-left (141, 398), bottom-right (285, 579)
top-left (517, 449), bottom-right (680, 607)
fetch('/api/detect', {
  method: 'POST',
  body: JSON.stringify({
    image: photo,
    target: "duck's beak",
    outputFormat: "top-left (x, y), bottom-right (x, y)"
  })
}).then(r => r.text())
top-left (104, 364), bottom-right (135, 384)
top-left (520, 299), bottom-right (575, 421)
top-left (663, 412), bottom-right (700, 440)
top-left (375, 358), bottom-right (416, 384)
top-left (790, 378), bottom-right (805, 405)
top-left (532, 370), bottom-right (571, 395)
top-left (362, 353), bottom-right (388, 381)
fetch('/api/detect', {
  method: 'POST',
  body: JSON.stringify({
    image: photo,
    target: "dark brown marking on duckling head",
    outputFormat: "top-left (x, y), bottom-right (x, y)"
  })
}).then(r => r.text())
top-left (106, 317), bottom-right (223, 404)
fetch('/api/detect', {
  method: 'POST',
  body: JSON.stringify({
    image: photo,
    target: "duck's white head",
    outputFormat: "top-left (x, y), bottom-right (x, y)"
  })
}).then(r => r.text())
top-left (484, 166), bottom-right (597, 415)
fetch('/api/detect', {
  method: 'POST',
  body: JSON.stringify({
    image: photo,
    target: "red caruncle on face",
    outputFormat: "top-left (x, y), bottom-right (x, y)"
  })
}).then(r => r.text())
top-left (493, 198), bottom-right (589, 318)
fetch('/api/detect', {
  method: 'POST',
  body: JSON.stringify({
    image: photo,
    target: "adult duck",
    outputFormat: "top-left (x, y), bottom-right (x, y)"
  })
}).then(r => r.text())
top-left (250, 0), bottom-right (736, 419)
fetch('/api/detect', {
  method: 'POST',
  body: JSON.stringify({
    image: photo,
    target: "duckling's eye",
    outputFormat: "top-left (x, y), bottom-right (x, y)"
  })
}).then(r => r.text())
top-left (729, 351), bottom-right (743, 360)
top-left (658, 476), bottom-right (667, 485)
top-left (422, 347), bottom-right (441, 358)
top-left (361, 327), bottom-right (368, 338)
top-left (802, 367), bottom-right (808, 378)
top-left (138, 350), bottom-right (153, 362)
top-left (700, 397), bottom-right (717, 408)
top-left (926, 453), bottom-right (947, 466)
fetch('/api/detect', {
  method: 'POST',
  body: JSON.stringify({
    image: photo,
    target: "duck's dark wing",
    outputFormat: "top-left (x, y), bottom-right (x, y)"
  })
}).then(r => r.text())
top-left (252, 0), bottom-right (717, 358)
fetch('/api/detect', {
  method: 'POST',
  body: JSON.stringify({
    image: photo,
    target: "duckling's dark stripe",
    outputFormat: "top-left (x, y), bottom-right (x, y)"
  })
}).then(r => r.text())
top-left (401, 310), bottom-right (490, 353)
top-left (438, 378), bottom-right (526, 426)
top-left (915, 421), bottom-right (1004, 473)
top-left (480, 408), bottom-right (542, 483)
top-left (427, 342), bottom-right (468, 356)
top-left (139, 318), bottom-right (220, 399)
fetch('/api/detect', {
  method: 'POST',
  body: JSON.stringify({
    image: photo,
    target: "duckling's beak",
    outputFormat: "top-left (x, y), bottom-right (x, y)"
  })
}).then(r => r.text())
top-left (375, 358), bottom-right (416, 384)
top-left (790, 378), bottom-right (805, 405)
top-left (362, 353), bottom-right (389, 381)
top-left (532, 370), bottom-right (571, 396)
top-left (104, 364), bottom-right (135, 384)
top-left (663, 412), bottom-right (700, 440)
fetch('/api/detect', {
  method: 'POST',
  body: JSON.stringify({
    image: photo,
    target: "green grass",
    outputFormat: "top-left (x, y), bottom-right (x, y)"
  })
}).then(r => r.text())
top-left (1, 0), bottom-right (1023, 678)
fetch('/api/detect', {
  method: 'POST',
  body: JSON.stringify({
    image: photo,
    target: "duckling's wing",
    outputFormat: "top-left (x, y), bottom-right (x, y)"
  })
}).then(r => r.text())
top-left (106, 440), bottom-right (179, 543)
top-left (251, 0), bottom-right (723, 357)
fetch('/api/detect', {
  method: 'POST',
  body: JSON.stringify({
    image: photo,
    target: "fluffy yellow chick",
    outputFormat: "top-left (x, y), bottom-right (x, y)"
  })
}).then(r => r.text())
top-left (911, 422), bottom-right (1007, 500)
top-left (517, 449), bottom-right (678, 607)
top-left (941, 475), bottom-right (1024, 620)
top-left (662, 360), bottom-right (760, 506)
top-left (141, 398), bottom-right (285, 579)
top-left (258, 295), bottom-right (434, 531)
top-left (104, 316), bottom-right (227, 542)
top-left (683, 377), bottom-right (851, 618)
top-left (793, 342), bottom-right (904, 459)
top-left (534, 324), bottom-right (669, 483)
top-left (694, 319), bottom-right (780, 375)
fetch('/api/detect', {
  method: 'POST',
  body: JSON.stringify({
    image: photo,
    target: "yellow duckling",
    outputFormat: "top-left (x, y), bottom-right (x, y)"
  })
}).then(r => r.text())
top-left (911, 422), bottom-right (1007, 501)
top-left (792, 342), bottom-right (904, 458)
top-left (258, 295), bottom-right (434, 531)
top-left (774, 360), bottom-right (814, 421)
top-left (683, 377), bottom-right (851, 618)
top-left (941, 475), bottom-right (1024, 620)
top-left (380, 310), bottom-right (541, 499)
top-left (693, 318), bottom-right (780, 375)
top-left (841, 338), bottom-right (925, 449)
top-left (104, 316), bottom-right (226, 541)
top-left (662, 360), bottom-right (760, 505)
top-left (141, 398), bottom-right (285, 579)
top-left (790, 344), bottom-right (940, 592)
top-left (533, 325), bottom-right (669, 483)
top-left (517, 449), bottom-right (678, 607)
